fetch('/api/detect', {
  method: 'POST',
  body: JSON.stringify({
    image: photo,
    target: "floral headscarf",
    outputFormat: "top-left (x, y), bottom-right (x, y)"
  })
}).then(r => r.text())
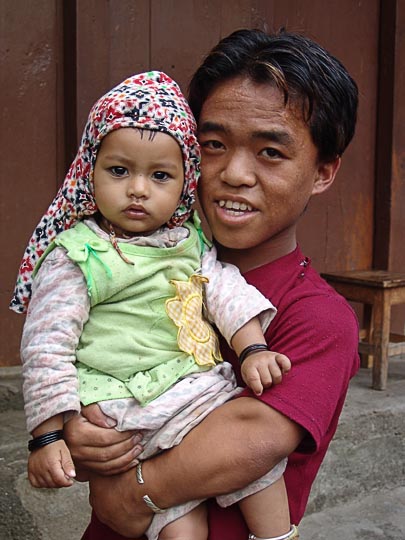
top-left (10, 71), bottom-right (200, 314)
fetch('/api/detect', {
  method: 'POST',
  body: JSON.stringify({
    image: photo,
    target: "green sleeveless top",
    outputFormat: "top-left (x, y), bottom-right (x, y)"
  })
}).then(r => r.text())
top-left (40, 220), bottom-right (219, 406)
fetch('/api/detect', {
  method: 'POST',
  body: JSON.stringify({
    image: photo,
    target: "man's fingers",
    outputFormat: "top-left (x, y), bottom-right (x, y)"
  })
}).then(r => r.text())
top-left (81, 403), bottom-right (117, 428)
top-left (78, 442), bottom-right (142, 475)
top-left (64, 413), bottom-right (144, 476)
top-left (65, 414), bottom-right (139, 454)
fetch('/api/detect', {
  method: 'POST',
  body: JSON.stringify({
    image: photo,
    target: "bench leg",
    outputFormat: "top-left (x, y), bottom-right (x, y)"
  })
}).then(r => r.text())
top-left (360, 304), bottom-right (373, 368)
top-left (371, 291), bottom-right (390, 390)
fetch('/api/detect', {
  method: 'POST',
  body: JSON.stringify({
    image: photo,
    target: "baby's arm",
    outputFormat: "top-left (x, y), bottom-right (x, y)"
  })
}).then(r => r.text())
top-left (21, 248), bottom-right (90, 487)
top-left (201, 246), bottom-right (290, 394)
top-left (28, 413), bottom-right (76, 488)
top-left (21, 248), bottom-right (89, 435)
top-left (201, 245), bottom-right (277, 343)
top-left (231, 319), bottom-right (291, 396)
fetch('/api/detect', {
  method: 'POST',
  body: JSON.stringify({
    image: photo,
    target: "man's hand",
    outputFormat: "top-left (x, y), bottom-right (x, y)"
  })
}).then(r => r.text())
top-left (64, 406), bottom-right (143, 479)
top-left (241, 351), bottom-right (291, 395)
top-left (88, 468), bottom-right (153, 538)
top-left (68, 399), bottom-right (303, 538)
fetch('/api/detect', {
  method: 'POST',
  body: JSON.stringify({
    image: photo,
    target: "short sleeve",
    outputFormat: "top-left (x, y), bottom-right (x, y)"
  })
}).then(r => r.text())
top-left (240, 293), bottom-right (360, 451)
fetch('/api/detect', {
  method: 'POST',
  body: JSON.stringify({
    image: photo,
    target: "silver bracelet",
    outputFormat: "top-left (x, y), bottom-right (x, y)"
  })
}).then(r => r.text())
top-left (136, 462), bottom-right (166, 514)
top-left (249, 525), bottom-right (299, 540)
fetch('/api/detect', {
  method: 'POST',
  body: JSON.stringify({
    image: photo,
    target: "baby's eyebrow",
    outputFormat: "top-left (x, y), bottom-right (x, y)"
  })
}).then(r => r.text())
top-left (102, 154), bottom-right (131, 163)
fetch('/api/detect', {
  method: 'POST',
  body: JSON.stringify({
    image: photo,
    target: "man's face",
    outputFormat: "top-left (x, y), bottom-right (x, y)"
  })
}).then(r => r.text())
top-left (197, 76), bottom-right (339, 269)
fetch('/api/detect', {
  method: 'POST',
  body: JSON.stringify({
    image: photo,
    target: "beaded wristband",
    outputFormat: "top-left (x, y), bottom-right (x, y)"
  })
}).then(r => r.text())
top-left (239, 343), bottom-right (269, 365)
top-left (28, 430), bottom-right (64, 452)
top-left (136, 462), bottom-right (166, 514)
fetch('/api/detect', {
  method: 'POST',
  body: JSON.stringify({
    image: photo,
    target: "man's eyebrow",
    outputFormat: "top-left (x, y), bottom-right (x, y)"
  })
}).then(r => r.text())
top-left (198, 122), bottom-right (295, 147)
top-left (252, 129), bottom-right (294, 146)
top-left (198, 121), bottom-right (226, 134)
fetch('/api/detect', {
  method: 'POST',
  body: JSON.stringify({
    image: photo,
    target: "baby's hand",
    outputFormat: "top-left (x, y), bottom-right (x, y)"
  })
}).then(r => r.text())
top-left (28, 439), bottom-right (76, 488)
top-left (241, 351), bottom-right (291, 396)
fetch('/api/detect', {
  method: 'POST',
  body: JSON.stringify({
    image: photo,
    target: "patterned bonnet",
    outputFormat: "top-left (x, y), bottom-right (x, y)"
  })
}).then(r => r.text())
top-left (10, 71), bottom-right (200, 314)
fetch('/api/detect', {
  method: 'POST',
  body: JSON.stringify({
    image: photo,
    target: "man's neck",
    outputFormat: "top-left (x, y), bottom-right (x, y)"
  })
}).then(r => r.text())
top-left (216, 234), bottom-right (297, 274)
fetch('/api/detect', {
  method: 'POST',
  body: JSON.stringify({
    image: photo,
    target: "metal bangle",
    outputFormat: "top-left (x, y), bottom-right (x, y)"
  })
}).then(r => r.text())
top-left (28, 429), bottom-right (64, 452)
top-left (249, 525), bottom-right (299, 540)
top-left (135, 462), bottom-right (166, 514)
top-left (239, 343), bottom-right (269, 365)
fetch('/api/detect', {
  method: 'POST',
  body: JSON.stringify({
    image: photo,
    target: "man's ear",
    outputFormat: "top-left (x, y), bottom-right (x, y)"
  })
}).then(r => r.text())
top-left (312, 157), bottom-right (341, 195)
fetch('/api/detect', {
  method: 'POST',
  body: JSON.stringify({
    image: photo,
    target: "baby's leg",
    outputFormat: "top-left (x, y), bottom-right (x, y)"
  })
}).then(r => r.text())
top-left (158, 504), bottom-right (208, 540)
top-left (238, 476), bottom-right (293, 539)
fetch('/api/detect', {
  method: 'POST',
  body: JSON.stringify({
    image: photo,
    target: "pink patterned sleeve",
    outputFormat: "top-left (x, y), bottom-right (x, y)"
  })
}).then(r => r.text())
top-left (21, 247), bottom-right (90, 433)
top-left (201, 246), bottom-right (277, 345)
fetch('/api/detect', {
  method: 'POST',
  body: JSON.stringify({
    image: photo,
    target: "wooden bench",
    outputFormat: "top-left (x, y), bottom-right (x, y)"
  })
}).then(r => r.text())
top-left (321, 270), bottom-right (405, 390)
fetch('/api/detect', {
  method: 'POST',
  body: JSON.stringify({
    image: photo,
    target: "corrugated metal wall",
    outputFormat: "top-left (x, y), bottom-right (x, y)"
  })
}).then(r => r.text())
top-left (2, 0), bottom-right (404, 366)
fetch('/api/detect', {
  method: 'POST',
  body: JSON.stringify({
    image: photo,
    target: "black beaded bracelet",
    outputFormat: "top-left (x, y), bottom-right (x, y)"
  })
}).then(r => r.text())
top-left (28, 430), bottom-right (64, 452)
top-left (239, 343), bottom-right (269, 365)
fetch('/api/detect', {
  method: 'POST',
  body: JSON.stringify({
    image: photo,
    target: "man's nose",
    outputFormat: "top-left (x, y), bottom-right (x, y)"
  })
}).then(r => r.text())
top-left (220, 150), bottom-right (256, 187)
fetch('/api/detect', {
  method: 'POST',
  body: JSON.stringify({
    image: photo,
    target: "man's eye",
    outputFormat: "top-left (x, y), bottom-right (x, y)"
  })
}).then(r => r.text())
top-left (110, 166), bottom-right (128, 177)
top-left (201, 140), bottom-right (224, 150)
top-left (153, 171), bottom-right (169, 181)
top-left (261, 148), bottom-right (282, 159)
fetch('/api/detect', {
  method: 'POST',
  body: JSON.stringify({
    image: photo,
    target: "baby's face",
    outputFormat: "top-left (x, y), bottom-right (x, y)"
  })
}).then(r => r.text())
top-left (93, 128), bottom-right (184, 236)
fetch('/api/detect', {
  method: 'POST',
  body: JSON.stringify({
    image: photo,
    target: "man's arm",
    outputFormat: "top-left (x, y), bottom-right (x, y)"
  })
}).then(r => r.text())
top-left (86, 396), bottom-right (304, 538)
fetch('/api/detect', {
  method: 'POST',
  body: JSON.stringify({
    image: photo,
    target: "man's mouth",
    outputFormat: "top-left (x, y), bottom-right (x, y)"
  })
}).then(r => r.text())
top-left (218, 200), bottom-right (253, 212)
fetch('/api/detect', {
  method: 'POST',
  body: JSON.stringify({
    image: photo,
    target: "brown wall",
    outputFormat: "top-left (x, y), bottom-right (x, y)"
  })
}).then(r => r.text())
top-left (388, 1), bottom-right (405, 328)
top-left (1, 0), bottom-right (404, 366)
top-left (1, 0), bottom-right (65, 365)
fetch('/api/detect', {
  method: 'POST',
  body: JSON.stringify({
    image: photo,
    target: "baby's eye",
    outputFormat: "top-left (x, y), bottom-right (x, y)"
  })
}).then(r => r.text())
top-left (110, 166), bottom-right (128, 177)
top-left (153, 171), bottom-right (170, 181)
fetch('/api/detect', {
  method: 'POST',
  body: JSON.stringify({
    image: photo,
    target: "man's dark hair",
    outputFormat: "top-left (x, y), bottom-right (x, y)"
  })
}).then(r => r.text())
top-left (188, 29), bottom-right (358, 162)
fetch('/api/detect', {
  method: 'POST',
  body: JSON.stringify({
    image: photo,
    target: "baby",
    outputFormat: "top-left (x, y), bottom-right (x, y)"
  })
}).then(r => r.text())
top-left (13, 72), bottom-right (296, 540)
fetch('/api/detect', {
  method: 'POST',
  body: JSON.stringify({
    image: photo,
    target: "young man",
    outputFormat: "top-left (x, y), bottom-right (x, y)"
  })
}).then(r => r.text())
top-left (66, 29), bottom-right (360, 540)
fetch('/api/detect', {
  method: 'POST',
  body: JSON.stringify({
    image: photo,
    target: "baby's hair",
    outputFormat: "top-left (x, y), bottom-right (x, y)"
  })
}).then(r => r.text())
top-left (135, 128), bottom-right (157, 142)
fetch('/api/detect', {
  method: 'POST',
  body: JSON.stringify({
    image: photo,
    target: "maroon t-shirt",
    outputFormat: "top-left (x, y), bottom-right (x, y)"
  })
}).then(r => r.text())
top-left (208, 246), bottom-right (359, 538)
top-left (82, 246), bottom-right (360, 540)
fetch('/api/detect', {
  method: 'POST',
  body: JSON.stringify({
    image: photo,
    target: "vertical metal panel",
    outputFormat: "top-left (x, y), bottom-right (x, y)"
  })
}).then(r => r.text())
top-left (75, 0), bottom-right (150, 139)
top-left (2, 0), bottom-right (402, 365)
top-left (149, 0), bottom-right (378, 272)
top-left (63, 0), bottom-right (78, 169)
top-left (373, 0), bottom-right (396, 270)
top-left (256, 0), bottom-right (379, 272)
top-left (149, 0), bottom-right (222, 91)
top-left (389, 0), bottom-right (405, 272)
top-left (1, 0), bottom-right (64, 366)
top-left (390, 0), bottom-right (405, 332)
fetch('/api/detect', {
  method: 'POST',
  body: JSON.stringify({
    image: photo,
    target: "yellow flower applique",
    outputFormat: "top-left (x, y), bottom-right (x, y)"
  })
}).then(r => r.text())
top-left (166, 274), bottom-right (222, 367)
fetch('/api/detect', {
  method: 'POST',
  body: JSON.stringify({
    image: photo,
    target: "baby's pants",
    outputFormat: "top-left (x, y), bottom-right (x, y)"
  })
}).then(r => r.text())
top-left (98, 363), bottom-right (287, 540)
